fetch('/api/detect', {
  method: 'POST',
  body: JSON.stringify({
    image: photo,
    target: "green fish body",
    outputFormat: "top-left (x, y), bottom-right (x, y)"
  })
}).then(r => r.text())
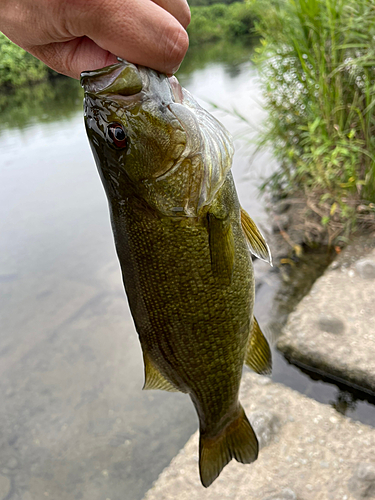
top-left (81, 61), bottom-right (272, 487)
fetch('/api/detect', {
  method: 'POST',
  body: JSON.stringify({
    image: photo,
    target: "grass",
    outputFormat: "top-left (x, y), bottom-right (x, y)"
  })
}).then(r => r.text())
top-left (252, 0), bottom-right (375, 236)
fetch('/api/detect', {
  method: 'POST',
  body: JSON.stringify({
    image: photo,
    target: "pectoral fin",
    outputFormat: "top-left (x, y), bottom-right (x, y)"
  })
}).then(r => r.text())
top-left (245, 317), bottom-right (272, 375)
top-left (208, 213), bottom-right (235, 285)
top-left (240, 208), bottom-right (272, 265)
top-left (143, 352), bottom-right (179, 392)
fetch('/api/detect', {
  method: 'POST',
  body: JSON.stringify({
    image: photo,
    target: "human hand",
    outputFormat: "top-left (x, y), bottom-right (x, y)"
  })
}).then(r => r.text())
top-left (0, 0), bottom-right (190, 79)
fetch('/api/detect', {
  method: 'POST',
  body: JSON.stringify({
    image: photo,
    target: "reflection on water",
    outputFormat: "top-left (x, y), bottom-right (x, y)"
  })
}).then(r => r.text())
top-left (331, 390), bottom-right (357, 416)
top-left (178, 39), bottom-right (255, 79)
top-left (0, 77), bottom-right (83, 132)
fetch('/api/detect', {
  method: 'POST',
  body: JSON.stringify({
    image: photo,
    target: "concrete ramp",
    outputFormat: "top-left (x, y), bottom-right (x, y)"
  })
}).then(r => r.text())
top-left (143, 373), bottom-right (375, 500)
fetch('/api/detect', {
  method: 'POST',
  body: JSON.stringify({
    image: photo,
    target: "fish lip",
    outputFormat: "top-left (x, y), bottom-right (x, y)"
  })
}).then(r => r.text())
top-left (81, 61), bottom-right (143, 96)
top-left (168, 76), bottom-right (184, 104)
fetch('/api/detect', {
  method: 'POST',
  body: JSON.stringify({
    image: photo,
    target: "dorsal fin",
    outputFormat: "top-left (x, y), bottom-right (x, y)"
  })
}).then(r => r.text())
top-left (240, 208), bottom-right (272, 265)
top-left (143, 352), bottom-right (179, 392)
top-left (245, 317), bottom-right (272, 375)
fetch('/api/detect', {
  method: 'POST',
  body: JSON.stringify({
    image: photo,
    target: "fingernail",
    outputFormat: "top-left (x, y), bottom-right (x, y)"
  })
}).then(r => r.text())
top-left (170, 64), bottom-right (181, 76)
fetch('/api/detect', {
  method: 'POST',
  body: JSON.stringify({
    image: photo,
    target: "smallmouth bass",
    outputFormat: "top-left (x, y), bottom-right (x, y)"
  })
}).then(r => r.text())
top-left (81, 61), bottom-right (272, 487)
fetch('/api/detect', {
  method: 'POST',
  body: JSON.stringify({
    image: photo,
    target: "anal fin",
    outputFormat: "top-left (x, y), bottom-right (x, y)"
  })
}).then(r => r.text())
top-left (240, 208), bottom-right (272, 265)
top-left (143, 352), bottom-right (179, 392)
top-left (245, 317), bottom-right (272, 375)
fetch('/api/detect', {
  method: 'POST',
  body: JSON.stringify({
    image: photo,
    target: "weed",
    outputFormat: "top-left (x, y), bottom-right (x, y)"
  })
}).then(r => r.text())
top-left (252, 0), bottom-right (375, 230)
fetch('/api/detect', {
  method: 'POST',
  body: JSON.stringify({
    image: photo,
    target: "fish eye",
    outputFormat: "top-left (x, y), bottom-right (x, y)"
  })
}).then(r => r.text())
top-left (108, 122), bottom-right (127, 148)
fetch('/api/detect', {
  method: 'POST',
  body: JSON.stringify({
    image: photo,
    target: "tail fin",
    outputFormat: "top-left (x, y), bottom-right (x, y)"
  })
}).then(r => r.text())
top-left (199, 406), bottom-right (258, 488)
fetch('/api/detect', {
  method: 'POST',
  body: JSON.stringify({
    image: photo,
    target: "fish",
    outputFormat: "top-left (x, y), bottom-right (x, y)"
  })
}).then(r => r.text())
top-left (81, 60), bottom-right (272, 488)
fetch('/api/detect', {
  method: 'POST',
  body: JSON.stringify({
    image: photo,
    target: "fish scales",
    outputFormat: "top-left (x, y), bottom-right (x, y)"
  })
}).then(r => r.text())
top-left (113, 178), bottom-right (252, 414)
top-left (82, 61), bottom-right (272, 487)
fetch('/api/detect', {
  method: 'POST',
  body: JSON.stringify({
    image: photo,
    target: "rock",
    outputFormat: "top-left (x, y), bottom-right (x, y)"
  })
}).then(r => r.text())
top-left (355, 259), bottom-right (375, 279)
top-left (272, 214), bottom-right (290, 233)
top-left (330, 261), bottom-right (340, 270)
top-left (6, 458), bottom-right (18, 469)
top-left (143, 373), bottom-right (375, 500)
top-left (0, 475), bottom-right (11, 500)
top-left (273, 201), bottom-right (291, 214)
top-left (250, 411), bottom-right (281, 448)
top-left (317, 314), bottom-right (345, 334)
top-left (277, 247), bottom-right (375, 393)
top-left (263, 489), bottom-right (297, 500)
top-left (348, 462), bottom-right (375, 498)
top-left (357, 205), bottom-right (370, 214)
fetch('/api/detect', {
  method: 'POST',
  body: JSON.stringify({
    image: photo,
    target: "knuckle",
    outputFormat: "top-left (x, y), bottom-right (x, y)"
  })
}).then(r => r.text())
top-left (62, 0), bottom-right (106, 35)
top-left (181, 4), bottom-right (191, 28)
top-left (164, 22), bottom-right (189, 70)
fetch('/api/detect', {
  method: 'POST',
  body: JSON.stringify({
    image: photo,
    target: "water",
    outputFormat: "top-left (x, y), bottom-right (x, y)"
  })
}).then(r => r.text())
top-left (0, 45), bottom-right (373, 500)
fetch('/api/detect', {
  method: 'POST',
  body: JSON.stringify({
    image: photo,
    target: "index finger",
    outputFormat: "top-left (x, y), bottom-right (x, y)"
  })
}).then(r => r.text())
top-left (67, 0), bottom-right (189, 75)
top-left (151, 0), bottom-right (191, 28)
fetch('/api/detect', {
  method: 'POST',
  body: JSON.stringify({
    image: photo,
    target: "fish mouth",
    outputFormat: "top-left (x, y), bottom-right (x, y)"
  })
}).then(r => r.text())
top-left (81, 60), bottom-right (184, 105)
top-left (168, 76), bottom-right (184, 104)
top-left (81, 61), bottom-right (143, 98)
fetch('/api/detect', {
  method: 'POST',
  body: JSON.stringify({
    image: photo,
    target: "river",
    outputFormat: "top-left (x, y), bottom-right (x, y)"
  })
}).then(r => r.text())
top-left (0, 43), bottom-right (374, 500)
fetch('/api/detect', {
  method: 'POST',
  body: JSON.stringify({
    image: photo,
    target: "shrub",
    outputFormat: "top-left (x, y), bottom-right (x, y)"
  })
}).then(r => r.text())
top-left (253, 0), bottom-right (375, 217)
top-left (188, 2), bottom-right (256, 45)
top-left (0, 33), bottom-right (49, 88)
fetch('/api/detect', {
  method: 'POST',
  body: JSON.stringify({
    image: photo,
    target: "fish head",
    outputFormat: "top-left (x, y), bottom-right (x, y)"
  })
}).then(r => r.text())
top-left (81, 60), bottom-right (233, 216)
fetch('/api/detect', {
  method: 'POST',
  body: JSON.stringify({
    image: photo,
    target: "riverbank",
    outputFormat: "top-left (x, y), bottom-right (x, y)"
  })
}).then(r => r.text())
top-left (252, 0), bottom-right (375, 241)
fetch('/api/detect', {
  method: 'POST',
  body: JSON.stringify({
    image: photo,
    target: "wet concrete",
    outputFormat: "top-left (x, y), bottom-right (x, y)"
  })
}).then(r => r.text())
top-left (277, 239), bottom-right (375, 394)
top-left (143, 372), bottom-right (375, 500)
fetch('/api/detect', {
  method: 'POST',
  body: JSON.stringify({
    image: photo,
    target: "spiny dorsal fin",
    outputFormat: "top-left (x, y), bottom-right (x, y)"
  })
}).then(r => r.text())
top-left (245, 317), bottom-right (272, 375)
top-left (199, 405), bottom-right (258, 488)
top-left (208, 212), bottom-right (234, 285)
top-left (240, 208), bottom-right (272, 265)
top-left (143, 353), bottom-right (179, 392)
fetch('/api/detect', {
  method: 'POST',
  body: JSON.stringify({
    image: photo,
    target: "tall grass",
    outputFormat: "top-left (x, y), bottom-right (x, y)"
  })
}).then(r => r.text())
top-left (253, 0), bottom-right (375, 224)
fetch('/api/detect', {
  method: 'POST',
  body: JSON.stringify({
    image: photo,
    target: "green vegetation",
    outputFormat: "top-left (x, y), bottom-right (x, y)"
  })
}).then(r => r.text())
top-left (253, 0), bottom-right (375, 234)
top-left (189, 0), bottom-right (239, 5)
top-left (0, 32), bottom-right (52, 88)
top-left (187, 2), bottom-right (256, 45)
top-left (0, 77), bottom-right (83, 132)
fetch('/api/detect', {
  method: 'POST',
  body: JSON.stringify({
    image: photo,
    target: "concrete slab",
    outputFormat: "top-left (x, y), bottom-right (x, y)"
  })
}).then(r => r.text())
top-left (143, 373), bottom-right (375, 500)
top-left (277, 248), bottom-right (375, 394)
